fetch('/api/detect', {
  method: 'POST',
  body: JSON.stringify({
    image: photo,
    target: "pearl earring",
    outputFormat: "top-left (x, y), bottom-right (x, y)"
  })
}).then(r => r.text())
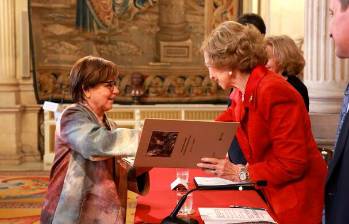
top-left (228, 71), bottom-right (232, 76)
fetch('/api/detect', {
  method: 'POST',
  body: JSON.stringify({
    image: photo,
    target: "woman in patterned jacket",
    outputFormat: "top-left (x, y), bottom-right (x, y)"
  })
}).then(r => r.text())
top-left (40, 56), bottom-right (149, 224)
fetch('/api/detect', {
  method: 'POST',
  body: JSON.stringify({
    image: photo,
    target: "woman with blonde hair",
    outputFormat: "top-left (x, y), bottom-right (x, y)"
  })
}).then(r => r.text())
top-left (265, 35), bottom-right (309, 111)
top-left (197, 21), bottom-right (326, 223)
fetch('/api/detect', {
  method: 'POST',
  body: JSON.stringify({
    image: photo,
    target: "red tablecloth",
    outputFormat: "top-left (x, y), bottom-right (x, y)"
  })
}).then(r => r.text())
top-left (134, 168), bottom-right (268, 223)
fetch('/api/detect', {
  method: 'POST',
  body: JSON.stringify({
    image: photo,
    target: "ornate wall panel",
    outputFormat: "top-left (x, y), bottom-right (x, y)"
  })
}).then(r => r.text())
top-left (29, 0), bottom-right (241, 104)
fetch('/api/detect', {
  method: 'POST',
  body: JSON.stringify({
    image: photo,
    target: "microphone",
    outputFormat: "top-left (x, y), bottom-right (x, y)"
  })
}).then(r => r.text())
top-left (195, 180), bottom-right (267, 190)
top-left (160, 180), bottom-right (267, 224)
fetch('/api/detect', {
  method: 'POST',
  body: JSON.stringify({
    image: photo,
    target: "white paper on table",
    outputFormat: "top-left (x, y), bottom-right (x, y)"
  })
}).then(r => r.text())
top-left (198, 207), bottom-right (277, 224)
top-left (170, 178), bottom-right (189, 190)
top-left (194, 177), bottom-right (249, 187)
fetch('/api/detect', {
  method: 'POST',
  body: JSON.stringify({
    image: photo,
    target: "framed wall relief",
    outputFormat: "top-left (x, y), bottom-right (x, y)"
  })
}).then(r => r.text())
top-left (29, 0), bottom-right (241, 104)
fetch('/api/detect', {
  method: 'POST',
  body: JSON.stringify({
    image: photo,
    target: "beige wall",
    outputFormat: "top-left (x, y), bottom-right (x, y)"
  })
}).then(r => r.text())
top-left (260, 0), bottom-right (305, 39)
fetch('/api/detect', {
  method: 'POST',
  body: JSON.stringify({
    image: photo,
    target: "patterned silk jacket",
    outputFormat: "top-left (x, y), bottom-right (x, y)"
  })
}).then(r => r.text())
top-left (41, 103), bottom-right (149, 224)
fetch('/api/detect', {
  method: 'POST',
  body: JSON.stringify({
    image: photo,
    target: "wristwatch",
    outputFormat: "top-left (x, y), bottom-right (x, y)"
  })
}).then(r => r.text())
top-left (238, 166), bottom-right (249, 181)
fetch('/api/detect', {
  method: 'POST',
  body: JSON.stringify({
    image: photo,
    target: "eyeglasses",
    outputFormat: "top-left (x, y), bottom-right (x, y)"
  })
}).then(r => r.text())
top-left (101, 80), bottom-right (119, 90)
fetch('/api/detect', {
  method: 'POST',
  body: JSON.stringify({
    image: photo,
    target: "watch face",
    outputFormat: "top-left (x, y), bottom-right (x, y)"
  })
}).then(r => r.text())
top-left (239, 171), bottom-right (247, 181)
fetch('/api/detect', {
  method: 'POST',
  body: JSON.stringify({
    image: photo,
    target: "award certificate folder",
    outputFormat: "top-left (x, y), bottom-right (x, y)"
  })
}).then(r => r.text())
top-left (134, 119), bottom-right (239, 168)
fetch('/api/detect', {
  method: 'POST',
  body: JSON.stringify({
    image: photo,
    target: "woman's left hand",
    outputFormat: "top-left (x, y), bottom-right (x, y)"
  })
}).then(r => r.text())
top-left (197, 157), bottom-right (241, 181)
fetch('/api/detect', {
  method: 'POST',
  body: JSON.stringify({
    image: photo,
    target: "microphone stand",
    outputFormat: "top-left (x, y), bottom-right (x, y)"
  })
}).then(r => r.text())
top-left (161, 181), bottom-right (267, 224)
top-left (161, 188), bottom-right (199, 224)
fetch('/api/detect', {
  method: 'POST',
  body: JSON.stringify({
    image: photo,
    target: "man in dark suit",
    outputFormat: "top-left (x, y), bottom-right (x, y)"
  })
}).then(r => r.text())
top-left (325, 0), bottom-right (349, 223)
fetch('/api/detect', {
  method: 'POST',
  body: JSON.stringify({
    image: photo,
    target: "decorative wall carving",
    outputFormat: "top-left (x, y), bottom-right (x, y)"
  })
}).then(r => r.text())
top-left (29, 0), bottom-right (240, 104)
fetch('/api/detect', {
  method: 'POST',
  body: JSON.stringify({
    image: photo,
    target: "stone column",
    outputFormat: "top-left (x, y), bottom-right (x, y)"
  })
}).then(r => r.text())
top-left (157, 0), bottom-right (189, 42)
top-left (303, 0), bottom-right (349, 146)
top-left (156, 0), bottom-right (192, 63)
top-left (0, 0), bottom-right (16, 84)
top-left (304, 0), bottom-right (349, 113)
top-left (0, 0), bottom-right (24, 164)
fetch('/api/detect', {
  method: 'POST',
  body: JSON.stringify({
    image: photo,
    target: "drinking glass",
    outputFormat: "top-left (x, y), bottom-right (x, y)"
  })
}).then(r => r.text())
top-left (176, 168), bottom-right (189, 185)
top-left (176, 190), bottom-right (194, 215)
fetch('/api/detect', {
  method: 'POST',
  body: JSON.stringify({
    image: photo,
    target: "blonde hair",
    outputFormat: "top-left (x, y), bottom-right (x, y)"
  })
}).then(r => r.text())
top-left (201, 21), bottom-right (267, 73)
top-left (266, 35), bottom-right (305, 76)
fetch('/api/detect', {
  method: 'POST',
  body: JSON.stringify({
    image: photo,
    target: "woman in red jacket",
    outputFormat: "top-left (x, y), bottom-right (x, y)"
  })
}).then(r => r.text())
top-left (197, 21), bottom-right (327, 224)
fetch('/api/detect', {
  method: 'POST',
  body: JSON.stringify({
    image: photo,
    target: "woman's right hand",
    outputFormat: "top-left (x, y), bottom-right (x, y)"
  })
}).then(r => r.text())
top-left (197, 157), bottom-right (241, 181)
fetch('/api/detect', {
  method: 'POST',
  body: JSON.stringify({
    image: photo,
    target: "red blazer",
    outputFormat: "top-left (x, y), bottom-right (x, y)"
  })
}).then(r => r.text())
top-left (217, 66), bottom-right (327, 224)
